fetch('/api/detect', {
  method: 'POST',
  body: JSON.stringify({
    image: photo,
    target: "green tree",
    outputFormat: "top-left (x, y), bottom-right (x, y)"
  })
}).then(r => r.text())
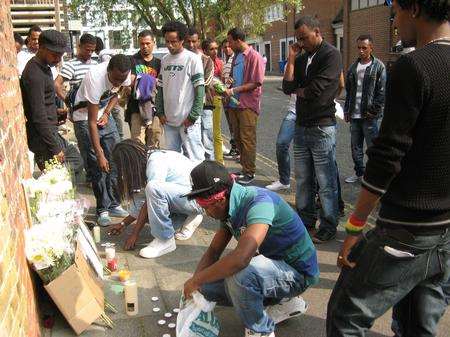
top-left (69, 0), bottom-right (302, 40)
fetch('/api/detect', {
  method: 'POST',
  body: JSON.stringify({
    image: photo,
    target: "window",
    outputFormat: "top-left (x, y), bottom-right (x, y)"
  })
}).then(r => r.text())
top-left (279, 37), bottom-right (295, 61)
top-left (265, 4), bottom-right (284, 23)
top-left (351, 0), bottom-right (385, 10)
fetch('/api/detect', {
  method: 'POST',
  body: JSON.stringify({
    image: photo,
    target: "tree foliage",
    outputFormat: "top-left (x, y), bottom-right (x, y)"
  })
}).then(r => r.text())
top-left (69, 0), bottom-right (303, 40)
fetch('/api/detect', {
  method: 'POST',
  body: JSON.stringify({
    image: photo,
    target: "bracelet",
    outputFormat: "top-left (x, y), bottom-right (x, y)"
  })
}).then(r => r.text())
top-left (345, 213), bottom-right (366, 236)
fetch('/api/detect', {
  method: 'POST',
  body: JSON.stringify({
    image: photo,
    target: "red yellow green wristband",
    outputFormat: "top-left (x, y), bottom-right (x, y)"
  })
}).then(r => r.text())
top-left (345, 213), bottom-right (366, 235)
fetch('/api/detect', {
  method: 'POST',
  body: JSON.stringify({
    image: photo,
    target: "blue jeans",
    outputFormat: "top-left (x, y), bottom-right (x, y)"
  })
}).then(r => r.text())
top-left (201, 109), bottom-right (214, 160)
top-left (76, 117), bottom-right (121, 214)
top-left (293, 125), bottom-right (338, 232)
top-left (327, 227), bottom-right (450, 337)
top-left (391, 275), bottom-right (450, 337)
top-left (276, 111), bottom-right (296, 185)
top-left (164, 119), bottom-right (205, 162)
top-left (201, 255), bottom-right (308, 334)
top-left (350, 118), bottom-right (379, 177)
top-left (144, 181), bottom-right (202, 240)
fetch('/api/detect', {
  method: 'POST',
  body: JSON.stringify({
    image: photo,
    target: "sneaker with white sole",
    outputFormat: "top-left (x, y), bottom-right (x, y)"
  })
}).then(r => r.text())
top-left (109, 205), bottom-right (129, 217)
top-left (266, 181), bottom-right (290, 191)
top-left (266, 296), bottom-right (308, 324)
top-left (175, 214), bottom-right (203, 240)
top-left (97, 212), bottom-right (112, 227)
top-left (244, 328), bottom-right (275, 337)
top-left (344, 175), bottom-right (361, 183)
top-left (139, 237), bottom-right (176, 258)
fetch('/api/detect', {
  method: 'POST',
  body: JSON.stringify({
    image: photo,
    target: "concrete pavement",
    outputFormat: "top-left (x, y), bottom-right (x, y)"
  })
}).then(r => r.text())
top-left (51, 76), bottom-right (449, 337)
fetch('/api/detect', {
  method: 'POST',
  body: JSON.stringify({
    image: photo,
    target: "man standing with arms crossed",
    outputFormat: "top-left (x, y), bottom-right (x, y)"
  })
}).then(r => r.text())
top-left (283, 16), bottom-right (342, 243)
top-left (327, 1), bottom-right (450, 336)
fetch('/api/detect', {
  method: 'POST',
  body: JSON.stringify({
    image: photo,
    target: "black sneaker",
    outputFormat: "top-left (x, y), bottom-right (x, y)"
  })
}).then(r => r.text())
top-left (224, 148), bottom-right (239, 159)
top-left (237, 174), bottom-right (255, 185)
top-left (312, 228), bottom-right (336, 244)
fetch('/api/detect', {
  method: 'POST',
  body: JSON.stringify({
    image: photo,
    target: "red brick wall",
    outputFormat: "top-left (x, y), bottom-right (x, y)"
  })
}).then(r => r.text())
top-left (343, 3), bottom-right (398, 70)
top-left (0, 1), bottom-right (40, 336)
top-left (263, 0), bottom-right (343, 72)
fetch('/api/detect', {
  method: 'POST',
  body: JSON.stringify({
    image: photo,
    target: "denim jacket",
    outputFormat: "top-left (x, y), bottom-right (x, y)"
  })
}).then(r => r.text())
top-left (344, 55), bottom-right (386, 119)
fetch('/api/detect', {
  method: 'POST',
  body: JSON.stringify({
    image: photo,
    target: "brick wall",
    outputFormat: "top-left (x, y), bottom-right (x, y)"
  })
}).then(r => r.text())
top-left (343, 3), bottom-right (399, 70)
top-left (263, 0), bottom-right (343, 73)
top-left (0, 1), bottom-right (40, 337)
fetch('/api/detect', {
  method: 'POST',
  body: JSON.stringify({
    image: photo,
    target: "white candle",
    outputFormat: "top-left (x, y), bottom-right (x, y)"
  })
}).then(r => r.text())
top-left (105, 246), bottom-right (115, 261)
top-left (124, 280), bottom-right (138, 316)
top-left (93, 226), bottom-right (101, 243)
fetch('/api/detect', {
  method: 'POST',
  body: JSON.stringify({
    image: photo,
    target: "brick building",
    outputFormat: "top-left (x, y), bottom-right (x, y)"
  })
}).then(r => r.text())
top-left (343, 0), bottom-right (399, 70)
top-left (247, 1), bottom-right (343, 73)
top-left (0, 2), bottom-right (40, 337)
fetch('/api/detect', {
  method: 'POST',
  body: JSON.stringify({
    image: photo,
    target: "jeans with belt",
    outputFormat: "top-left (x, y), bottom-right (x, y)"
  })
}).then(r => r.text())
top-left (327, 226), bottom-right (450, 337)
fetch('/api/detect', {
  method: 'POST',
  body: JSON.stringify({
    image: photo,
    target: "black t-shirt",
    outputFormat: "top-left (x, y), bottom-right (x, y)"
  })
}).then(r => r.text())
top-left (126, 52), bottom-right (161, 121)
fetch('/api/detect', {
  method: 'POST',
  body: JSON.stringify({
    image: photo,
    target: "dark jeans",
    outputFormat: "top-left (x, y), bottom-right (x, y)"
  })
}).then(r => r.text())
top-left (327, 226), bottom-right (450, 337)
top-left (276, 111), bottom-right (296, 185)
top-left (391, 275), bottom-right (450, 336)
top-left (350, 118), bottom-right (379, 177)
top-left (74, 117), bottom-right (120, 214)
top-left (293, 125), bottom-right (338, 233)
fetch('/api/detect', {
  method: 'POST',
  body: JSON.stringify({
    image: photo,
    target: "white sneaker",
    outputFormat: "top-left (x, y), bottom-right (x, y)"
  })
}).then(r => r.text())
top-left (175, 214), bottom-right (203, 240)
top-left (265, 181), bottom-right (290, 191)
top-left (244, 328), bottom-right (275, 337)
top-left (139, 237), bottom-right (176, 258)
top-left (266, 296), bottom-right (308, 324)
top-left (345, 175), bottom-right (361, 183)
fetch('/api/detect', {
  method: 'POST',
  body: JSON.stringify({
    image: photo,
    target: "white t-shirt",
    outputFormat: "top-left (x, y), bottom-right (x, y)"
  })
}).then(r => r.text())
top-left (17, 48), bottom-right (59, 79)
top-left (146, 150), bottom-right (199, 186)
top-left (353, 61), bottom-right (372, 119)
top-left (287, 94), bottom-right (297, 114)
top-left (158, 49), bottom-right (204, 127)
top-left (73, 62), bottom-right (131, 121)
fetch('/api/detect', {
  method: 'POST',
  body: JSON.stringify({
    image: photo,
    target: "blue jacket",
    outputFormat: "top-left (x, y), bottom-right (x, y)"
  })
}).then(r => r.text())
top-left (344, 55), bottom-right (386, 119)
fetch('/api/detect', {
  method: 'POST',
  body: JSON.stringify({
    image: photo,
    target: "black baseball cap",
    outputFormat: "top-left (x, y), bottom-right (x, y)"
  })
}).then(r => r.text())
top-left (39, 29), bottom-right (69, 53)
top-left (184, 161), bottom-right (233, 199)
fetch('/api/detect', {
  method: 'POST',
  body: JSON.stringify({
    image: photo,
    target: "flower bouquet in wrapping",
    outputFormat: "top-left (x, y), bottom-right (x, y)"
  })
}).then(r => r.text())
top-left (212, 78), bottom-right (240, 106)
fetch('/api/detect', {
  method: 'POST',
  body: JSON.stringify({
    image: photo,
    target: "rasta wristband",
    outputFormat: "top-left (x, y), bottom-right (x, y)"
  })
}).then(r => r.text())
top-left (345, 213), bottom-right (366, 236)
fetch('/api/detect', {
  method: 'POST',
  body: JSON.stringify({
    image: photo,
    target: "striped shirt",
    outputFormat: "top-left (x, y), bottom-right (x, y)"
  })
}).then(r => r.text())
top-left (224, 183), bottom-right (319, 286)
top-left (60, 58), bottom-right (98, 85)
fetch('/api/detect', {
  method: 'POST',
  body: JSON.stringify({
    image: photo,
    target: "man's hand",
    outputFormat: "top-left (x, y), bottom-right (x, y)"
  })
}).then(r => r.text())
top-left (108, 222), bottom-right (125, 236)
top-left (183, 276), bottom-right (201, 299)
top-left (296, 88), bottom-right (305, 98)
top-left (57, 108), bottom-right (68, 125)
top-left (224, 88), bottom-right (233, 97)
top-left (97, 153), bottom-right (110, 172)
top-left (97, 113), bottom-right (109, 127)
top-left (54, 151), bottom-right (65, 163)
top-left (183, 118), bottom-right (194, 128)
top-left (288, 42), bottom-right (302, 61)
top-left (344, 113), bottom-right (350, 123)
top-left (124, 233), bottom-right (139, 250)
top-left (337, 235), bottom-right (361, 269)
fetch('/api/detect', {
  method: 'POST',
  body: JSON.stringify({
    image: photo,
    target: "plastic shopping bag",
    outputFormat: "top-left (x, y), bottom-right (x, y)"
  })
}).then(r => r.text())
top-left (176, 291), bottom-right (220, 337)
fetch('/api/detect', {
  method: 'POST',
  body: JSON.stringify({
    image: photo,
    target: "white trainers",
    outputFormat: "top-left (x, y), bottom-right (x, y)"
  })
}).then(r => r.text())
top-left (265, 180), bottom-right (290, 191)
top-left (266, 296), bottom-right (308, 324)
top-left (175, 214), bottom-right (203, 241)
top-left (244, 328), bottom-right (275, 337)
top-left (139, 237), bottom-right (176, 258)
top-left (345, 175), bottom-right (361, 183)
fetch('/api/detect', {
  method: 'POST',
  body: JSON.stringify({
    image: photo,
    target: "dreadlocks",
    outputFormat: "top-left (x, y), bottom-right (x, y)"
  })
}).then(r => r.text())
top-left (112, 139), bottom-right (148, 201)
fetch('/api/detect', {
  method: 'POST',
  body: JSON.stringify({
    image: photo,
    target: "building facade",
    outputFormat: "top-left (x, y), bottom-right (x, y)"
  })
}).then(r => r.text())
top-left (343, 0), bottom-right (399, 70)
top-left (255, 1), bottom-right (343, 73)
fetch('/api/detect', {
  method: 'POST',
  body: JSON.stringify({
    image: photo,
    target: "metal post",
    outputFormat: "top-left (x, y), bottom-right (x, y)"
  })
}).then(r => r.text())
top-left (285, 3), bottom-right (288, 61)
top-left (54, 0), bottom-right (61, 31)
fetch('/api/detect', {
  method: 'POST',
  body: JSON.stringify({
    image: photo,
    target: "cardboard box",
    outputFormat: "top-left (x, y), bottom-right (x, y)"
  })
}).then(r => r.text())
top-left (44, 243), bottom-right (104, 335)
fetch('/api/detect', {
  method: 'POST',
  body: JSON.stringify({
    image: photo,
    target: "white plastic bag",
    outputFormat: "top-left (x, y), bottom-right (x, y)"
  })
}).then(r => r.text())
top-left (176, 291), bottom-right (220, 337)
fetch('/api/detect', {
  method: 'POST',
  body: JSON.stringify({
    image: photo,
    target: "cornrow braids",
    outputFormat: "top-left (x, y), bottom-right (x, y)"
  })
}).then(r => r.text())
top-left (112, 139), bottom-right (148, 202)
